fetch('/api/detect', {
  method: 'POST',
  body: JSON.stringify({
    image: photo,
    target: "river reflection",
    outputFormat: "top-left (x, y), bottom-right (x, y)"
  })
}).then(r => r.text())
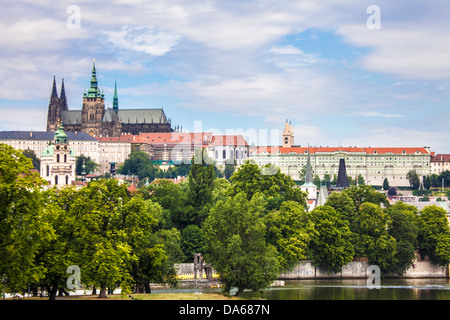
top-left (241, 278), bottom-right (450, 300)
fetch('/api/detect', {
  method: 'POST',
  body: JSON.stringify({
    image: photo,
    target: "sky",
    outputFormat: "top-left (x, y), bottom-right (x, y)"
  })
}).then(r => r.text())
top-left (0, 0), bottom-right (449, 153)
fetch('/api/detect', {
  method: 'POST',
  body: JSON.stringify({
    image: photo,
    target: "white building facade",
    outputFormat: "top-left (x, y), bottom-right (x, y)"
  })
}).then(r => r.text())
top-left (250, 146), bottom-right (432, 187)
top-left (40, 126), bottom-right (76, 187)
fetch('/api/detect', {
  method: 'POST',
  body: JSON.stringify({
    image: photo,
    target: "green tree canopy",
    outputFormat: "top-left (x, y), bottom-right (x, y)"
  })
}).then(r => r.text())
top-left (203, 192), bottom-right (280, 296)
top-left (264, 201), bottom-right (313, 271)
top-left (308, 206), bottom-right (354, 273)
top-left (76, 155), bottom-right (98, 175)
top-left (228, 161), bottom-right (307, 210)
top-left (0, 144), bottom-right (54, 294)
top-left (385, 202), bottom-right (419, 275)
top-left (417, 205), bottom-right (450, 266)
top-left (118, 151), bottom-right (157, 180)
top-left (352, 203), bottom-right (397, 273)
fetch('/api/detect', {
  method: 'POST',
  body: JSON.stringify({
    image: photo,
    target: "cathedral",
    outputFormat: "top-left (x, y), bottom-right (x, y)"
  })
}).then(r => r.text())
top-left (47, 60), bottom-right (173, 137)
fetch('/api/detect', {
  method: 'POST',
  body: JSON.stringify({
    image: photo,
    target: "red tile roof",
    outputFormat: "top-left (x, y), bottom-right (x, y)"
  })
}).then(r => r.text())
top-left (252, 146), bottom-right (431, 155)
top-left (207, 135), bottom-right (249, 147)
top-left (431, 154), bottom-right (450, 162)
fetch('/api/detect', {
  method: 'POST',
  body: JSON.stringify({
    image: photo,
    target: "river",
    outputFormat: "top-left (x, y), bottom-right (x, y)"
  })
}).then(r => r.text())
top-left (240, 278), bottom-right (450, 300)
top-left (152, 278), bottom-right (450, 300)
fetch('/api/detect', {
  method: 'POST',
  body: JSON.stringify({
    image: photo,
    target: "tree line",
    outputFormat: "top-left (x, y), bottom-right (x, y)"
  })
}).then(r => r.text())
top-left (1, 144), bottom-right (450, 299)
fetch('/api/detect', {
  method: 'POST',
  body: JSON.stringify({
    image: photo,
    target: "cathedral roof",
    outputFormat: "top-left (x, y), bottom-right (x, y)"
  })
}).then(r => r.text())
top-left (102, 108), bottom-right (120, 123)
top-left (117, 109), bottom-right (169, 124)
top-left (61, 110), bottom-right (82, 125)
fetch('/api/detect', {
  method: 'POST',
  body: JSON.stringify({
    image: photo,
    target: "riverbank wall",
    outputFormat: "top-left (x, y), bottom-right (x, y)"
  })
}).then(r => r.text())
top-left (279, 260), bottom-right (448, 279)
top-left (176, 260), bottom-right (448, 280)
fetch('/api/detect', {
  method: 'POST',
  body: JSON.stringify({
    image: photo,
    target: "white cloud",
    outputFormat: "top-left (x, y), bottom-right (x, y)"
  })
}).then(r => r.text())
top-left (352, 112), bottom-right (404, 118)
top-left (102, 26), bottom-right (181, 57)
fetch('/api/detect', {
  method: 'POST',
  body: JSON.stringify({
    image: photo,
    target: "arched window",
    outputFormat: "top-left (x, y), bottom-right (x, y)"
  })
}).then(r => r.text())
top-left (56, 154), bottom-right (60, 163)
top-left (64, 154), bottom-right (67, 163)
top-left (46, 165), bottom-right (49, 176)
top-left (55, 175), bottom-right (58, 185)
top-left (223, 150), bottom-right (226, 159)
top-left (65, 175), bottom-right (69, 185)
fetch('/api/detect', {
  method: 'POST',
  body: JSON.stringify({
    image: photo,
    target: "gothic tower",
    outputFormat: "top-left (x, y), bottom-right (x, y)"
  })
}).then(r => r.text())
top-left (81, 59), bottom-right (105, 136)
top-left (113, 78), bottom-right (119, 113)
top-left (282, 119), bottom-right (294, 148)
top-left (47, 76), bottom-right (61, 131)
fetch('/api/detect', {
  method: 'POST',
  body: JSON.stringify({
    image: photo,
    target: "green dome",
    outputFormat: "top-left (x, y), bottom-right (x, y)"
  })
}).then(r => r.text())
top-left (54, 125), bottom-right (68, 144)
top-left (42, 145), bottom-right (54, 156)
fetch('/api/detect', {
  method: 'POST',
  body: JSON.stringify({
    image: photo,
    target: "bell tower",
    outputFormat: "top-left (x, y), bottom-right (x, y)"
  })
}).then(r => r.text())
top-left (81, 58), bottom-right (105, 136)
top-left (282, 119), bottom-right (294, 148)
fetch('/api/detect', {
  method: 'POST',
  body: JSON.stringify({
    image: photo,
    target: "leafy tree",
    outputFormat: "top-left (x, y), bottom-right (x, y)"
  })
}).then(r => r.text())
top-left (203, 192), bottom-right (280, 297)
top-left (0, 144), bottom-right (54, 294)
top-left (324, 191), bottom-right (357, 224)
top-left (383, 178), bottom-right (390, 191)
top-left (70, 179), bottom-right (151, 298)
top-left (417, 205), bottom-right (450, 266)
top-left (264, 201), bottom-right (313, 271)
top-left (22, 148), bottom-right (40, 171)
top-left (118, 151), bottom-right (158, 180)
top-left (186, 149), bottom-right (216, 227)
top-left (180, 225), bottom-right (204, 262)
top-left (224, 159), bottom-right (237, 180)
top-left (352, 203), bottom-right (397, 273)
top-left (406, 170), bottom-right (420, 190)
top-left (357, 174), bottom-right (365, 186)
top-left (343, 185), bottom-right (389, 210)
top-left (229, 161), bottom-right (307, 209)
top-left (385, 202), bottom-right (419, 275)
top-left (308, 206), bottom-right (354, 273)
top-left (75, 155), bottom-right (98, 175)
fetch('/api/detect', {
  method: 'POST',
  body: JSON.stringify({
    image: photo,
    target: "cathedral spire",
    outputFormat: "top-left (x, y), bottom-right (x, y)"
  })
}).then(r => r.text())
top-left (60, 78), bottom-right (68, 110)
top-left (51, 76), bottom-right (58, 98)
top-left (113, 78), bottom-right (119, 113)
top-left (86, 58), bottom-right (103, 99)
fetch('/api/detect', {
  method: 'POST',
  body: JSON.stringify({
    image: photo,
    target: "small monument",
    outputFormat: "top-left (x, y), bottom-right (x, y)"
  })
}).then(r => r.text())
top-left (336, 158), bottom-right (349, 189)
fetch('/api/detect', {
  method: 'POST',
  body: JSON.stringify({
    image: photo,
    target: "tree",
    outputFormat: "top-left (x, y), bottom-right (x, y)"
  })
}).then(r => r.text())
top-left (343, 185), bottom-right (389, 210)
top-left (0, 144), bottom-right (54, 294)
top-left (229, 161), bottom-right (307, 209)
top-left (71, 179), bottom-right (146, 298)
top-left (76, 155), bottom-right (98, 175)
top-left (22, 148), bottom-right (40, 171)
top-left (357, 174), bottom-right (365, 186)
top-left (308, 206), bottom-right (354, 273)
top-left (203, 192), bottom-right (280, 296)
top-left (417, 205), bottom-right (450, 266)
top-left (186, 149), bottom-right (216, 227)
top-left (385, 202), bottom-right (419, 275)
top-left (324, 192), bottom-right (357, 224)
top-left (406, 170), bottom-right (420, 190)
top-left (383, 178), bottom-right (390, 191)
top-left (264, 201), bottom-right (313, 271)
top-left (118, 151), bottom-right (157, 180)
top-left (180, 225), bottom-right (204, 262)
top-left (224, 159), bottom-right (237, 180)
top-left (352, 203), bottom-right (397, 273)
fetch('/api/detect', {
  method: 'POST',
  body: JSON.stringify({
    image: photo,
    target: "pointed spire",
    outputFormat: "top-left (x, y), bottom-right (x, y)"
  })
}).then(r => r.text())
top-left (60, 78), bottom-right (68, 110)
top-left (86, 58), bottom-right (103, 99)
top-left (304, 146), bottom-right (313, 184)
top-left (51, 76), bottom-right (58, 98)
top-left (113, 78), bottom-right (119, 113)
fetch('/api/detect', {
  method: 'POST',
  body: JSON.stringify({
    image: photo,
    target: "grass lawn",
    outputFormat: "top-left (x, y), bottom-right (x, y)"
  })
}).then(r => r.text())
top-left (46, 292), bottom-right (244, 300)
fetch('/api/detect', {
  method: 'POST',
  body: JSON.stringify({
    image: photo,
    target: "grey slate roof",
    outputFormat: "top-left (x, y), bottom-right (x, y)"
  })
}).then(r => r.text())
top-left (0, 130), bottom-right (97, 141)
top-left (118, 109), bottom-right (168, 124)
top-left (60, 108), bottom-right (169, 125)
top-left (61, 110), bottom-right (82, 125)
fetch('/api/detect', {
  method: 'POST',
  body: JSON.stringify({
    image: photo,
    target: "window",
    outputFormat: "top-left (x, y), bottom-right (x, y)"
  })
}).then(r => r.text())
top-left (66, 175), bottom-right (69, 185)
top-left (57, 154), bottom-right (60, 163)
top-left (223, 150), bottom-right (226, 159)
top-left (64, 154), bottom-right (67, 163)
top-left (55, 175), bottom-right (58, 185)
top-left (46, 165), bottom-right (49, 176)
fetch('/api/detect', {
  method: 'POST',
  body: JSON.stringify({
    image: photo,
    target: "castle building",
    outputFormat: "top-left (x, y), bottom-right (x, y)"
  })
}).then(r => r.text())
top-left (40, 124), bottom-right (76, 187)
top-left (250, 121), bottom-right (433, 188)
top-left (47, 59), bottom-right (173, 137)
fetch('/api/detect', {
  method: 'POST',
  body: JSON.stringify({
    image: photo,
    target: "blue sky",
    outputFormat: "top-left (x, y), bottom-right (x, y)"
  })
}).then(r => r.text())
top-left (0, 0), bottom-right (449, 152)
